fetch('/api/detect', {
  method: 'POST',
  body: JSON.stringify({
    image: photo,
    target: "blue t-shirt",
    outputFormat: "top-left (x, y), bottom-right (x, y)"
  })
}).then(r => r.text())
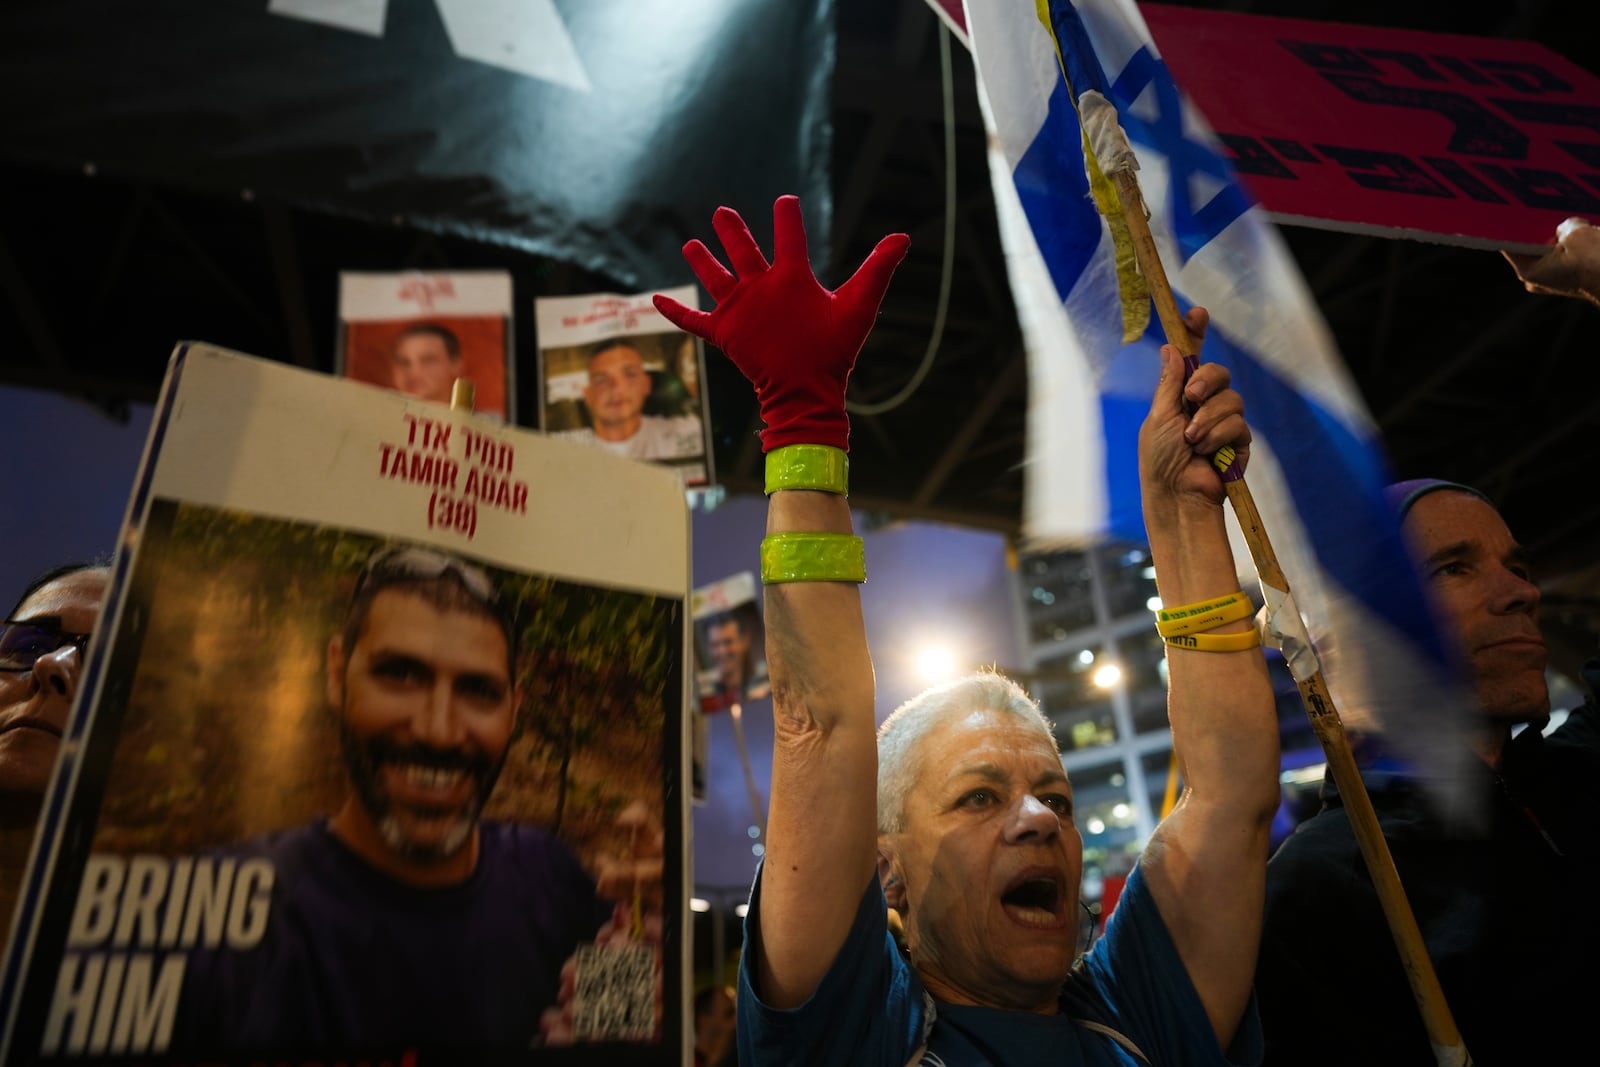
top-left (174, 819), bottom-right (607, 1052)
top-left (738, 862), bottom-right (1262, 1066)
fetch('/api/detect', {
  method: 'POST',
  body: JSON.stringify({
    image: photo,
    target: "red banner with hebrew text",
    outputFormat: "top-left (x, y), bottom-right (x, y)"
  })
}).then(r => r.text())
top-left (1141, 4), bottom-right (1600, 252)
top-left (936, 1), bottom-right (1600, 250)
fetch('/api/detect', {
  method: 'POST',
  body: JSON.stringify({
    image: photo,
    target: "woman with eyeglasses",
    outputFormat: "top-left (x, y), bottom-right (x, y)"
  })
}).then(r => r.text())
top-left (0, 561), bottom-right (109, 949)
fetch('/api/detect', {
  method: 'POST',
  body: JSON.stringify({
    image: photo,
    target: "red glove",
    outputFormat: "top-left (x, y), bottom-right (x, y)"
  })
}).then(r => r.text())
top-left (653, 195), bottom-right (909, 452)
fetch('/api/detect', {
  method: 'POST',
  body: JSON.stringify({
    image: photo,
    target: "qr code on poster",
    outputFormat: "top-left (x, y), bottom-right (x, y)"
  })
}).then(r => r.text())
top-left (572, 942), bottom-right (655, 1041)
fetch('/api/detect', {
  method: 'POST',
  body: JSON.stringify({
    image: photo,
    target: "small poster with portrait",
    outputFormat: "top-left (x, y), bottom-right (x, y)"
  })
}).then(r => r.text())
top-left (0, 345), bottom-right (690, 1066)
top-left (337, 271), bottom-right (515, 422)
top-left (535, 287), bottom-right (713, 487)
top-left (688, 573), bottom-right (768, 819)
top-left (691, 572), bottom-right (769, 716)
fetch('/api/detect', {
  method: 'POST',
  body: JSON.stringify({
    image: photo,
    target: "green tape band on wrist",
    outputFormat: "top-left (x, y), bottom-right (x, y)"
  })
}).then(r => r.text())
top-left (765, 445), bottom-right (849, 495)
top-left (760, 532), bottom-right (866, 584)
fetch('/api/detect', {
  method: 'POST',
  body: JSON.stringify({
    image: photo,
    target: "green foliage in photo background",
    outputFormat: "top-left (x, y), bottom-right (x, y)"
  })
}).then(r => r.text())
top-left (92, 502), bottom-right (680, 872)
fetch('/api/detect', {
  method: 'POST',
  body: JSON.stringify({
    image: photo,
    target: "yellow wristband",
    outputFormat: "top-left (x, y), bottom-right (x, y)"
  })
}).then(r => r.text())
top-left (1163, 628), bottom-right (1261, 653)
top-left (765, 445), bottom-right (849, 495)
top-left (760, 533), bottom-right (866, 584)
top-left (1155, 592), bottom-right (1254, 637)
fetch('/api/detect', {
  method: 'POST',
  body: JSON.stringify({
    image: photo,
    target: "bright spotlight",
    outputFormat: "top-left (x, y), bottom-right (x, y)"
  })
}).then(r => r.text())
top-left (1112, 802), bottom-right (1132, 820)
top-left (1146, 595), bottom-right (1163, 612)
top-left (690, 898), bottom-right (711, 913)
top-left (1076, 648), bottom-right (1095, 666)
top-left (734, 903), bottom-right (750, 918)
top-left (1086, 817), bottom-right (1106, 834)
top-left (915, 645), bottom-right (959, 684)
top-left (1092, 663), bottom-right (1122, 689)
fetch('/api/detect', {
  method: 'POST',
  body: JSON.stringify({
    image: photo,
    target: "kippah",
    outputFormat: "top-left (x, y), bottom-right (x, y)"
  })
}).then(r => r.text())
top-left (1383, 479), bottom-right (1493, 522)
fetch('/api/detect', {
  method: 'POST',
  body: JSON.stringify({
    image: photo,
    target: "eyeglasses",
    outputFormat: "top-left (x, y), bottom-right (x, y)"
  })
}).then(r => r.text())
top-left (0, 619), bottom-right (93, 672)
top-left (355, 545), bottom-right (500, 608)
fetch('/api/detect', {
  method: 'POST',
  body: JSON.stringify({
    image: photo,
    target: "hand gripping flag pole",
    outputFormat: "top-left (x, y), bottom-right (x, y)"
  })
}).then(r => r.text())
top-left (1077, 88), bottom-right (1471, 1067)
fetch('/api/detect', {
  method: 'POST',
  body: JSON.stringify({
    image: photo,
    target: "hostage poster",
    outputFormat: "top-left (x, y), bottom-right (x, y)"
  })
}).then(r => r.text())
top-left (337, 271), bottom-right (516, 422)
top-left (690, 573), bottom-right (769, 717)
top-left (0, 347), bottom-right (690, 1066)
top-left (535, 287), bottom-right (712, 488)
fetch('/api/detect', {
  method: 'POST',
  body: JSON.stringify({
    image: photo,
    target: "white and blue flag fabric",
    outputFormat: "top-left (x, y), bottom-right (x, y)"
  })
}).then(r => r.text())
top-left (963, 0), bottom-right (1476, 800)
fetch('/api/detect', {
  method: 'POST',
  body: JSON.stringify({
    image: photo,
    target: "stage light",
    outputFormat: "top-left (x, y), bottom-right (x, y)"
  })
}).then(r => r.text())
top-left (915, 644), bottom-right (959, 684)
top-left (1092, 663), bottom-right (1122, 689)
top-left (691, 898), bottom-right (711, 912)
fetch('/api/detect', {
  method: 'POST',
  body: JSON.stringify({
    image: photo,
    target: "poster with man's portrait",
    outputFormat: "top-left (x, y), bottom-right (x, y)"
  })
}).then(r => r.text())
top-left (535, 288), bottom-right (712, 487)
top-left (338, 271), bottom-right (515, 422)
top-left (0, 346), bottom-right (689, 1067)
top-left (691, 572), bottom-right (769, 717)
top-left (687, 573), bottom-right (768, 813)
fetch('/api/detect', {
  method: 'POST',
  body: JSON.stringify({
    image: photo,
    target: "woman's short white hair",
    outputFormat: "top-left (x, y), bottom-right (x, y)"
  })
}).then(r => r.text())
top-left (876, 671), bottom-right (1058, 834)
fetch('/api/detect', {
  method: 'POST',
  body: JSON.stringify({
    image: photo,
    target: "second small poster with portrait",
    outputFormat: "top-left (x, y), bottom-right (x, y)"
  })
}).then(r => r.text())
top-left (688, 573), bottom-right (769, 813)
top-left (338, 271), bottom-right (515, 421)
top-left (690, 573), bottom-right (769, 717)
top-left (535, 288), bottom-right (713, 486)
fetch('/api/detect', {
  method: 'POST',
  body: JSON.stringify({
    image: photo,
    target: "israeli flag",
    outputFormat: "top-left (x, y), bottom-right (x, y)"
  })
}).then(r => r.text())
top-left (964, 0), bottom-right (1477, 800)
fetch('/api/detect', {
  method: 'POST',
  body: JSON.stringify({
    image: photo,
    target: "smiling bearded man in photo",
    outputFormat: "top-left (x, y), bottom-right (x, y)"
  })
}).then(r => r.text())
top-left (173, 545), bottom-right (614, 1052)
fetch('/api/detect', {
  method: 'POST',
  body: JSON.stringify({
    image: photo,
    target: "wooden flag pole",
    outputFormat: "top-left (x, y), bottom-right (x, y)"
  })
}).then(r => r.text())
top-left (1078, 91), bottom-right (1470, 1067)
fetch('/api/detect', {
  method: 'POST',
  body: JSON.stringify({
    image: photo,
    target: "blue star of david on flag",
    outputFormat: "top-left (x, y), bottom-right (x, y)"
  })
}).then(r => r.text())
top-left (964, 0), bottom-right (1480, 808)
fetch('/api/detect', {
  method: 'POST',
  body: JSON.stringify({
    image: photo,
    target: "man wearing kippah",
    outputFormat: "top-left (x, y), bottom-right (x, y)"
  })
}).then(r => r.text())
top-left (1257, 480), bottom-right (1600, 1065)
top-left (172, 544), bottom-right (616, 1051)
